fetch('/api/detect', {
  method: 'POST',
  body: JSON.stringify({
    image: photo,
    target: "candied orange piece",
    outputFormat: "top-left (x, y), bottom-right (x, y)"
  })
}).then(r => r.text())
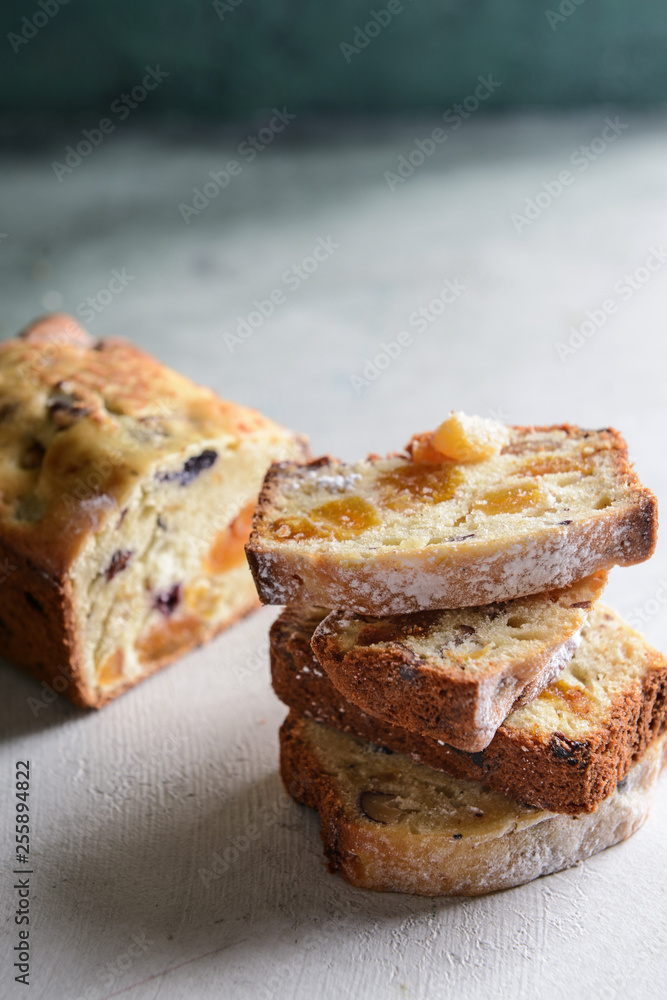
top-left (375, 463), bottom-right (463, 511)
top-left (185, 581), bottom-right (218, 618)
top-left (432, 412), bottom-right (510, 462)
top-left (409, 433), bottom-right (448, 464)
top-left (136, 615), bottom-right (203, 664)
top-left (472, 480), bottom-right (543, 515)
top-left (271, 515), bottom-right (326, 541)
top-left (96, 648), bottom-right (124, 687)
top-left (203, 500), bottom-right (255, 574)
top-left (271, 495), bottom-right (379, 541)
top-left (517, 454), bottom-right (593, 477)
top-left (539, 679), bottom-right (592, 718)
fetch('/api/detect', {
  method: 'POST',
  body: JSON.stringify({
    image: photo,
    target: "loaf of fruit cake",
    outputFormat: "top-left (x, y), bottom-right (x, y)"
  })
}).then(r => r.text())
top-left (0, 314), bottom-right (305, 707)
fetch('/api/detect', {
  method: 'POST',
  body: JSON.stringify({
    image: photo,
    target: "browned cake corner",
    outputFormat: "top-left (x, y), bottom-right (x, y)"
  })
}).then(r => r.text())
top-left (270, 604), bottom-right (667, 814)
top-left (310, 572), bottom-right (608, 752)
top-left (246, 423), bottom-right (657, 614)
top-left (0, 313), bottom-right (307, 708)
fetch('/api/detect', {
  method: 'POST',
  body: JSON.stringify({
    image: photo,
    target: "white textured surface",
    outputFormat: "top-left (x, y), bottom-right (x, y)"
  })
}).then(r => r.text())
top-left (1, 112), bottom-right (667, 999)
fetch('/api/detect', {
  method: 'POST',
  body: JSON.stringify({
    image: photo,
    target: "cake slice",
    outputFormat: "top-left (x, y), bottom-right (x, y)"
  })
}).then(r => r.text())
top-left (280, 713), bottom-right (666, 896)
top-left (246, 423), bottom-right (656, 614)
top-left (0, 314), bottom-right (306, 708)
top-left (271, 603), bottom-right (667, 813)
top-left (311, 571), bottom-right (607, 751)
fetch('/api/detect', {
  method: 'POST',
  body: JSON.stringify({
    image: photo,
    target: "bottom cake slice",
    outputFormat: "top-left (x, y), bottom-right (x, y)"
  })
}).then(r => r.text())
top-left (280, 713), bottom-right (666, 896)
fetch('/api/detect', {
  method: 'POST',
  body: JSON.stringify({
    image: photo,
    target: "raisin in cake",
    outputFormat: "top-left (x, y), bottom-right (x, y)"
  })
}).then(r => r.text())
top-left (0, 314), bottom-right (305, 707)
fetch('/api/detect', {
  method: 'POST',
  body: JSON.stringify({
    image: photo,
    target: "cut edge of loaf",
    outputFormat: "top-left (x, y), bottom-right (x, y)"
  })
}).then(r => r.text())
top-left (3, 575), bottom-right (261, 711)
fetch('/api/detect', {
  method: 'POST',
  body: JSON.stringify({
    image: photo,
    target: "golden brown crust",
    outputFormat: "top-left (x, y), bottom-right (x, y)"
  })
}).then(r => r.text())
top-left (247, 426), bottom-right (658, 614)
top-left (0, 542), bottom-right (87, 703)
top-left (271, 606), bottom-right (667, 813)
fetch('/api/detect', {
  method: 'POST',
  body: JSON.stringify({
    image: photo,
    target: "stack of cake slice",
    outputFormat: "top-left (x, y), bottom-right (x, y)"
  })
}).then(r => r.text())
top-left (246, 414), bottom-right (666, 895)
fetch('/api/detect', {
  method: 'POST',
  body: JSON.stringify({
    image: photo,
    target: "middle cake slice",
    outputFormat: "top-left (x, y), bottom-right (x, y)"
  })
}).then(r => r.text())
top-left (311, 571), bottom-right (607, 751)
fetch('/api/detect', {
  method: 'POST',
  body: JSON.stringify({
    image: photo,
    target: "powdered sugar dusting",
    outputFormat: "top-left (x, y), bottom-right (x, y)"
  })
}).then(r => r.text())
top-left (252, 516), bottom-right (627, 613)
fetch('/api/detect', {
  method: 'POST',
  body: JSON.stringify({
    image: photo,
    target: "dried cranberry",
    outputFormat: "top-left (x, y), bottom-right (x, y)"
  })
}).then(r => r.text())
top-left (0, 402), bottom-right (18, 421)
top-left (20, 440), bottom-right (46, 470)
top-left (154, 583), bottom-right (182, 617)
top-left (157, 449), bottom-right (218, 486)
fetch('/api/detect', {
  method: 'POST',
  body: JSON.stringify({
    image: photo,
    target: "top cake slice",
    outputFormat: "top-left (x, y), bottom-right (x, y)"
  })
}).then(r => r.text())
top-left (246, 421), bottom-right (656, 614)
top-left (0, 314), bottom-right (305, 707)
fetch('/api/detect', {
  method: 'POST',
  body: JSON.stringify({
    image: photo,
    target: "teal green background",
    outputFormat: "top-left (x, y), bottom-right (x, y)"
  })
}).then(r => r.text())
top-left (1, 0), bottom-right (667, 118)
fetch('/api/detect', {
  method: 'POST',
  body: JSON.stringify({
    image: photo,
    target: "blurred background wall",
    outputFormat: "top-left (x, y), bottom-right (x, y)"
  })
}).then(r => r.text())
top-left (2, 0), bottom-right (667, 121)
